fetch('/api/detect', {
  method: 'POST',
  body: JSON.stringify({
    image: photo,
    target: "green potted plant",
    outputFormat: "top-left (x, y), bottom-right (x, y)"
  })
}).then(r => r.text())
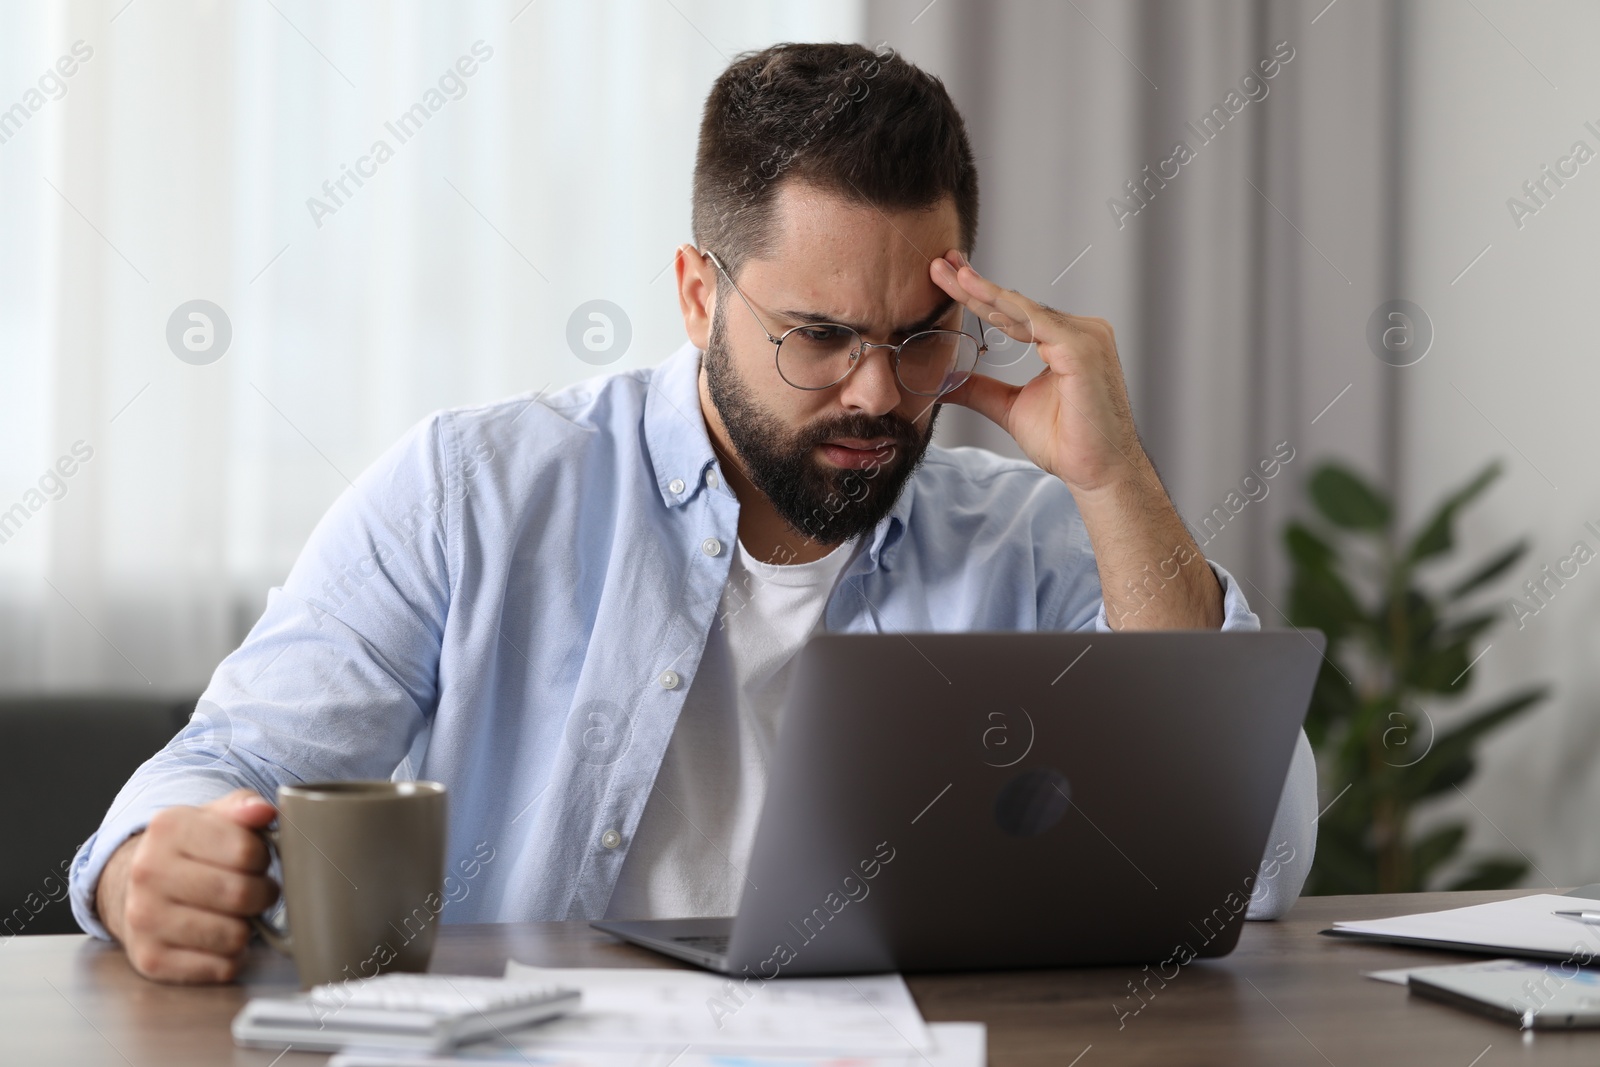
top-left (1284, 459), bottom-right (1547, 894)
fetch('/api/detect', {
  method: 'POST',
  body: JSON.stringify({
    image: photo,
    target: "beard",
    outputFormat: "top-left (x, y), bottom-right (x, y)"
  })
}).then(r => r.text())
top-left (702, 302), bottom-right (940, 547)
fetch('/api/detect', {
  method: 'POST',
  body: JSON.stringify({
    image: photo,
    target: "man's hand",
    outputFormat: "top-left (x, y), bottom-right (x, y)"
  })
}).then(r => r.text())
top-left (930, 249), bottom-right (1148, 492)
top-left (930, 249), bottom-right (1223, 629)
top-left (95, 789), bottom-right (279, 984)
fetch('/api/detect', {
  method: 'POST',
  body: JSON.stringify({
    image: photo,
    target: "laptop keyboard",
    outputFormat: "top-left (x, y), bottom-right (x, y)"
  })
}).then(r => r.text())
top-left (671, 934), bottom-right (730, 953)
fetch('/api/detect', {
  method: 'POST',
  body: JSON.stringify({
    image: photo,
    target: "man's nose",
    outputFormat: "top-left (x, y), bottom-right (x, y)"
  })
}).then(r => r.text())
top-left (836, 342), bottom-right (902, 415)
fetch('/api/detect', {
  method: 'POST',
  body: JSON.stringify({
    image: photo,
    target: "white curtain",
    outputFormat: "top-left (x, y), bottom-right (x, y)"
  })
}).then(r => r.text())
top-left (0, 0), bottom-right (863, 692)
top-left (886, 0), bottom-right (1402, 607)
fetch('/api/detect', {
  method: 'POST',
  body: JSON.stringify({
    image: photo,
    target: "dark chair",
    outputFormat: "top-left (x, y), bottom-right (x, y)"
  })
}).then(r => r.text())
top-left (0, 695), bottom-right (196, 935)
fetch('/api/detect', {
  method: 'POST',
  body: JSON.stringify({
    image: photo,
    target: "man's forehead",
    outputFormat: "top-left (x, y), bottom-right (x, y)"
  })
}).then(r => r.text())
top-left (765, 181), bottom-right (960, 260)
top-left (744, 183), bottom-right (961, 330)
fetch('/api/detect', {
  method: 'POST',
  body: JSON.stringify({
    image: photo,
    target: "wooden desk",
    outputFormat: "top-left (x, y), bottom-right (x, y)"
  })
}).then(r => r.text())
top-left (4, 889), bottom-right (1598, 1066)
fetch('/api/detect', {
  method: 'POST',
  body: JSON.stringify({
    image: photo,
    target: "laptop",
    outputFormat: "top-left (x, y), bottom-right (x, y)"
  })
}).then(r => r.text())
top-left (592, 629), bottom-right (1325, 976)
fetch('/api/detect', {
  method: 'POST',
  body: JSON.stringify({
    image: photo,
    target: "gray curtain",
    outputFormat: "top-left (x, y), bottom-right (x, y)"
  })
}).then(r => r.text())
top-left (873, 0), bottom-right (1406, 610)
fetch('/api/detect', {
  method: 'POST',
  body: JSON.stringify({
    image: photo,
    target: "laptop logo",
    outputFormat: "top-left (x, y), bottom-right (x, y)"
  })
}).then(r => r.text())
top-left (980, 706), bottom-right (1036, 768)
top-left (994, 767), bottom-right (1071, 837)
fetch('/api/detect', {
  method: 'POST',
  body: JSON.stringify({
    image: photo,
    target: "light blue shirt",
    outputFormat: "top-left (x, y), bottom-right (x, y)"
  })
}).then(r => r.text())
top-left (70, 341), bottom-right (1317, 937)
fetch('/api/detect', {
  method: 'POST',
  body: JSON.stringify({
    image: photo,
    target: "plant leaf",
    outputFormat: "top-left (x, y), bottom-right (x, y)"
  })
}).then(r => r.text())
top-left (1412, 823), bottom-right (1468, 885)
top-left (1406, 462), bottom-right (1503, 565)
top-left (1447, 540), bottom-right (1530, 601)
top-left (1409, 639), bottom-right (1473, 694)
top-left (1436, 611), bottom-right (1499, 650)
top-left (1445, 857), bottom-right (1528, 892)
top-left (1306, 823), bottom-right (1379, 896)
top-left (1436, 687), bottom-right (1547, 746)
top-left (1288, 565), bottom-right (1367, 643)
top-left (1404, 687), bottom-right (1547, 800)
top-left (1285, 522), bottom-right (1338, 572)
top-left (1309, 465), bottom-right (1391, 531)
top-left (1372, 586), bottom-right (1438, 668)
top-left (1303, 661), bottom-right (1359, 747)
top-left (1407, 752), bottom-right (1475, 800)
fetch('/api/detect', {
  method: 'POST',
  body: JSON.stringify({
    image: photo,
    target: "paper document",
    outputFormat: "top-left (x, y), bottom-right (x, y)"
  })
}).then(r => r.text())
top-left (1330, 893), bottom-right (1600, 959)
top-left (327, 1020), bottom-right (986, 1067)
top-left (485, 962), bottom-right (933, 1055)
top-left (1361, 967), bottom-right (1416, 986)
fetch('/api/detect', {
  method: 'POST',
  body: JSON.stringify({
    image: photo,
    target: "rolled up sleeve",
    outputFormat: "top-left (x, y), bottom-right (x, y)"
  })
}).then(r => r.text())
top-left (1090, 559), bottom-right (1260, 633)
top-left (68, 416), bottom-right (457, 939)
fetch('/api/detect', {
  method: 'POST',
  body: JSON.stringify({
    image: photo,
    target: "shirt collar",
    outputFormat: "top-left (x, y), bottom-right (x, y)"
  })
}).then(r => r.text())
top-left (862, 472), bottom-right (913, 574)
top-left (643, 339), bottom-right (912, 570)
top-left (644, 341), bottom-right (718, 508)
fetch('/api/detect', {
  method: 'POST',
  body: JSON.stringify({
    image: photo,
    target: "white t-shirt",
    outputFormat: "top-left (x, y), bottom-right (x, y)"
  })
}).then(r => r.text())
top-left (604, 533), bottom-right (862, 920)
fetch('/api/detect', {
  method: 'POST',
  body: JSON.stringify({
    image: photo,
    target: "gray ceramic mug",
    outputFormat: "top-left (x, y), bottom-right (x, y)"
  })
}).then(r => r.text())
top-left (251, 780), bottom-right (447, 989)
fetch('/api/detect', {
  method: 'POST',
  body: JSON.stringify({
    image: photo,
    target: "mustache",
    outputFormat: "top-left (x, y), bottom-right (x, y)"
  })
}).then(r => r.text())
top-left (795, 413), bottom-right (923, 456)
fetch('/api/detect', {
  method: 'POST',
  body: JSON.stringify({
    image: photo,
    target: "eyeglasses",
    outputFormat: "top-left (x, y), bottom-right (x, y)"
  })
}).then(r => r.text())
top-left (702, 249), bottom-right (986, 397)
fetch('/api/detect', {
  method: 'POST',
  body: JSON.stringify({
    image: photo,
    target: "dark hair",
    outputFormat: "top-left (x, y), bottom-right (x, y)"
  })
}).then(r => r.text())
top-left (692, 42), bottom-right (979, 279)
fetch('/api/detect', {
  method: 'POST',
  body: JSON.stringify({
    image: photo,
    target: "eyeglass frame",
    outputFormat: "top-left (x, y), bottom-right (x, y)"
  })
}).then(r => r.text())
top-left (700, 248), bottom-right (987, 398)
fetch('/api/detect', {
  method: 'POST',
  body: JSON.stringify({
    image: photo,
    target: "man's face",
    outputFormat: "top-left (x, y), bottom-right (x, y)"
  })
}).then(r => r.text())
top-left (700, 182), bottom-right (965, 546)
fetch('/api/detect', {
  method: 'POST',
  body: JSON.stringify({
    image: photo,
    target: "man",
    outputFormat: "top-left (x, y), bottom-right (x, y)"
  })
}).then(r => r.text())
top-left (71, 42), bottom-right (1316, 984)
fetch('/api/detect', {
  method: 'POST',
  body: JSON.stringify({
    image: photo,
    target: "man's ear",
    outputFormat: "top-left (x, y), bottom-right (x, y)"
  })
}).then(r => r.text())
top-left (674, 244), bottom-right (716, 350)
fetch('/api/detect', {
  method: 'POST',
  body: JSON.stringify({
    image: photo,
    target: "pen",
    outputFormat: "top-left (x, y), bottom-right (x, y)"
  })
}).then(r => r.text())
top-left (1552, 910), bottom-right (1600, 925)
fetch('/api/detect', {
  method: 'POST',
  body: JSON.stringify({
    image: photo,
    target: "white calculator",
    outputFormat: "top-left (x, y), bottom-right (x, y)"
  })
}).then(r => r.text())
top-left (232, 972), bottom-right (581, 1053)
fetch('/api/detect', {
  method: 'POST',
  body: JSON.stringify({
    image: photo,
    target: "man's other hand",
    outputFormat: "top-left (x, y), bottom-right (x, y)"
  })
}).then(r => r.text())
top-left (94, 789), bottom-right (279, 983)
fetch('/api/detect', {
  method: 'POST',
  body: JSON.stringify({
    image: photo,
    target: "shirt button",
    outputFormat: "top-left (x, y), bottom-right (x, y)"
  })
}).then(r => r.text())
top-left (600, 829), bottom-right (622, 849)
top-left (668, 478), bottom-right (686, 495)
top-left (706, 470), bottom-right (720, 489)
top-left (659, 669), bottom-right (681, 690)
top-left (702, 538), bottom-right (723, 557)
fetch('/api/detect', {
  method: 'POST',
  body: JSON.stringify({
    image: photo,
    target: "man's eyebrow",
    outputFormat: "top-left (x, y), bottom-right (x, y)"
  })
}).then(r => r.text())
top-left (775, 294), bottom-right (959, 337)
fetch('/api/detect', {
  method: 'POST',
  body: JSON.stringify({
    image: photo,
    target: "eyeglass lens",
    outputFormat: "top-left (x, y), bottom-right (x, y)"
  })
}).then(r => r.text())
top-left (777, 326), bottom-right (978, 396)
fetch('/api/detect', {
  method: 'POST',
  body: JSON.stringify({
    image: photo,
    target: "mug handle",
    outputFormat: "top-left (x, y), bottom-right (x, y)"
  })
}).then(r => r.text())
top-left (249, 826), bottom-right (293, 955)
